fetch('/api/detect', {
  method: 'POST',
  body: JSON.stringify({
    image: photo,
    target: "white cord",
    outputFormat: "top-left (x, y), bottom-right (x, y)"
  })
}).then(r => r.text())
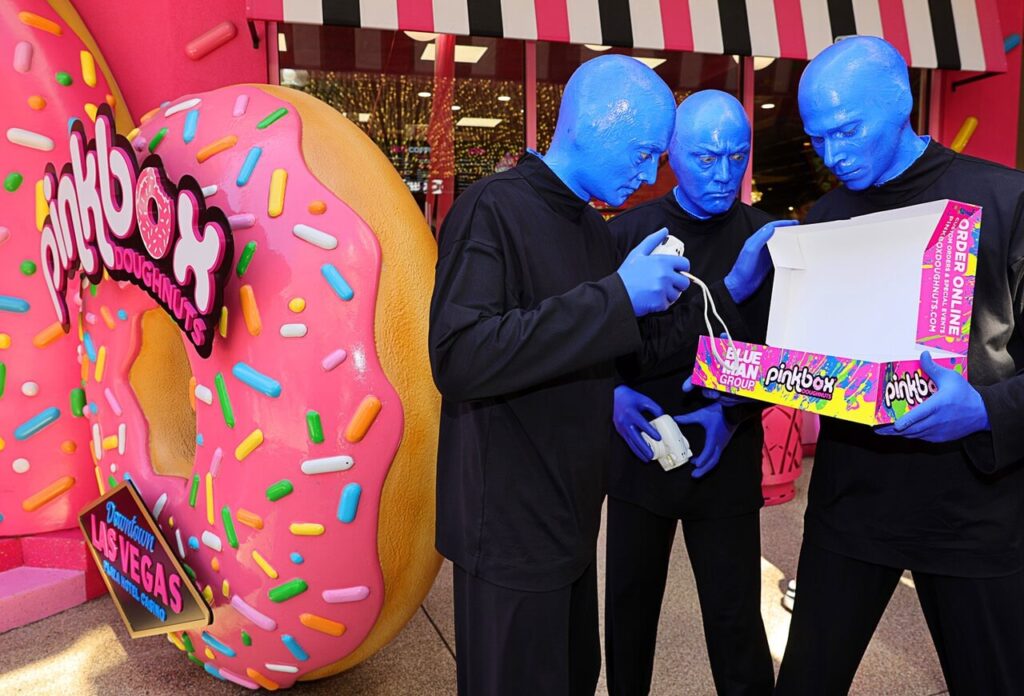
top-left (681, 272), bottom-right (738, 370)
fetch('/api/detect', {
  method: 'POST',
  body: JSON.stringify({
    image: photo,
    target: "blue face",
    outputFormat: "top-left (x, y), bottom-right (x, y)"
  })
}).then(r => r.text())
top-left (578, 129), bottom-right (672, 207)
top-left (670, 93), bottom-right (750, 217)
top-left (544, 55), bottom-right (676, 207)
top-left (798, 37), bottom-right (918, 190)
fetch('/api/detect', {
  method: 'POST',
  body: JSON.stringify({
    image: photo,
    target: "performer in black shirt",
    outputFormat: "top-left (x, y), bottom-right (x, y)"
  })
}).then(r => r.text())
top-left (430, 56), bottom-right (782, 695)
top-left (605, 90), bottom-right (776, 696)
top-left (775, 37), bottom-right (1024, 695)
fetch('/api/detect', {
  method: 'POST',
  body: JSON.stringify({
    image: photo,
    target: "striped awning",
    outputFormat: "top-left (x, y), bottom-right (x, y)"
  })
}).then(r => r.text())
top-left (247, 0), bottom-right (1008, 72)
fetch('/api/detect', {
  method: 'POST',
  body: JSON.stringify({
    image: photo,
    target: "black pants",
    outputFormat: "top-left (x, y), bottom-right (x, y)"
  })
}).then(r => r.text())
top-left (605, 498), bottom-right (773, 695)
top-left (776, 540), bottom-right (1024, 695)
top-left (452, 561), bottom-right (601, 696)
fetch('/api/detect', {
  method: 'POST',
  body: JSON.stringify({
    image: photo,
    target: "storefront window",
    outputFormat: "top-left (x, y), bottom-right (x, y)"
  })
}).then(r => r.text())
top-left (277, 26), bottom-right (524, 212)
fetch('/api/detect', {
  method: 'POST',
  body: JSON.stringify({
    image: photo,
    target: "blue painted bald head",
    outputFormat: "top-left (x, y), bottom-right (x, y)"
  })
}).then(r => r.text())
top-left (670, 90), bottom-right (750, 218)
top-left (799, 36), bottom-right (927, 190)
top-left (543, 55), bottom-right (676, 206)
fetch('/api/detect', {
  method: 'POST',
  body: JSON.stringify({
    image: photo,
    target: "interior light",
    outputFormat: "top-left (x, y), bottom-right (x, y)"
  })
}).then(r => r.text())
top-left (421, 44), bottom-right (488, 64)
top-left (457, 117), bottom-right (502, 128)
top-left (404, 31), bottom-right (439, 42)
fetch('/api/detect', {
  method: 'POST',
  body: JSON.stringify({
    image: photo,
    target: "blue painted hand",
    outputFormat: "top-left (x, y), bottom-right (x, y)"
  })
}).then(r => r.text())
top-left (875, 352), bottom-right (990, 443)
top-left (613, 385), bottom-right (665, 461)
top-left (723, 219), bottom-right (798, 303)
top-left (673, 403), bottom-right (737, 478)
top-left (617, 228), bottom-right (692, 316)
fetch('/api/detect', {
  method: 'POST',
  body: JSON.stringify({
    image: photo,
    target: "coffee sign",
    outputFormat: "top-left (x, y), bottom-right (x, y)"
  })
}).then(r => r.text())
top-left (40, 103), bottom-right (232, 358)
top-left (78, 481), bottom-right (211, 637)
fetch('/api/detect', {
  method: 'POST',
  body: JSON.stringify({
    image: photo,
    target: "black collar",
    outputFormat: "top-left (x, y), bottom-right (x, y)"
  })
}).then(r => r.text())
top-left (661, 192), bottom-right (740, 232)
top-left (852, 140), bottom-right (955, 207)
top-left (514, 152), bottom-right (592, 221)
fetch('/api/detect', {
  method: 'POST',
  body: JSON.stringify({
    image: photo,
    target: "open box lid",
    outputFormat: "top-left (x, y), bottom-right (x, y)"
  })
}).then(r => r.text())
top-left (764, 199), bottom-right (981, 365)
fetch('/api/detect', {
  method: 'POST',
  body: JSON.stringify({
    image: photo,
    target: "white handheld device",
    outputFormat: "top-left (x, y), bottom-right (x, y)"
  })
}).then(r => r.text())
top-left (641, 414), bottom-right (693, 472)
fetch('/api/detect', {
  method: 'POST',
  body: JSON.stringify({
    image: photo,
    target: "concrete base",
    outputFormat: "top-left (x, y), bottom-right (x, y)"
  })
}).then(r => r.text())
top-left (0, 529), bottom-right (104, 633)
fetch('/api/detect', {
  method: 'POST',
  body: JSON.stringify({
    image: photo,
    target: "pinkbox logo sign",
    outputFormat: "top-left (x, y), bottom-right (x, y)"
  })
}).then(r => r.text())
top-left (40, 103), bottom-right (233, 358)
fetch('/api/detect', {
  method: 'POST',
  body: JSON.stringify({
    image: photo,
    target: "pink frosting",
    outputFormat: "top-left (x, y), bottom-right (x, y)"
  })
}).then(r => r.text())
top-left (0, 0), bottom-right (122, 535)
top-left (81, 86), bottom-right (403, 687)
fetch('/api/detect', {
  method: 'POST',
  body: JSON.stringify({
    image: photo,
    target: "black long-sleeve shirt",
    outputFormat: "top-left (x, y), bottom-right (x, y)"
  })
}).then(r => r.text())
top-left (429, 154), bottom-right (743, 590)
top-left (608, 195), bottom-right (773, 520)
top-left (804, 141), bottom-right (1024, 577)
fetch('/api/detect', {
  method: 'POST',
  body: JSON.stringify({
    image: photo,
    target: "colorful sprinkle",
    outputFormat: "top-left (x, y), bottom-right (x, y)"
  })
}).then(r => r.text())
top-left (321, 349), bottom-right (347, 371)
top-left (0, 297), bottom-right (29, 313)
top-left (266, 480), bottom-right (293, 502)
top-left (288, 523), bottom-right (324, 536)
top-left (214, 372), bottom-right (235, 428)
top-left (279, 324), bottom-right (306, 338)
top-left (220, 668), bottom-right (259, 690)
top-left (301, 455), bottom-right (353, 475)
top-left (188, 474), bottom-right (199, 507)
top-left (201, 530), bottom-right (222, 552)
top-left (230, 594), bottom-right (277, 631)
top-left (4, 172), bottom-right (23, 192)
top-left (300, 613), bottom-right (346, 637)
top-left (35, 180), bottom-right (46, 230)
top-left (21, 382), bottom-right (39, 398)
top-left (0, 334), bottom-right (8, 349)
top-left (308, 200), bottom-right (327, 215)
top-left (205, 473), bottom-right (215, 524)
top-left (232, 362), bottom-right (281, 397)
top-left (306, 412), bottom-right (324, 444)
top-left (22, 476), bottom-right (75, 512)
top-left (239, 284), bottom-right (261, 336)
top-left (70, 388), bottom-right (86, 417)
top-left (288, 298), bottom-right (306, 313)
top-left (289, 552), bottom-right (304, 564)
top-left (103, 388), bottom-right (122, 416)
top-left (55, 71), bottom-right (72, 86)
top-left (27, 96), bottom-right (45, 111)
top-left (188, 536), bottom-right (199, 550)
top-left (221, 506), bottom-right (239, 548)
top-left (84, 103), bottom-right (98, 122)
top-left (245, 669), bottom-right (278, 690)
top-left (148, 127), bottom-right (168, 153)
top-left (322, 585), bottom-right (370, 604)
top-left (95, 346), bottom-right (107, 381)
top-left (14, 407), bottom-right (60, 440)
top-left (337, 483), bottom-right (362, 523)
top-left (19, 11), bottom-right (62, 35)
top-left (321, 264), bottom-right (354, 301)
top-left (345, 395), bottom-right (382, 443)
top-left (80, 50), bottom-right (96, 87)
top-left (257, 107), bottom-right (289, 129)
top-left (265, 663), bottom-right (298, 674)
top-left (19, 260), bottom-right (36, 275)
top-left (228, 213), bottom-right (255, 230)
top-left (196, 134), bottom-right (238, 163)
top-left (33, 322), bottom-right (64, 348)
top-left (7, 128), bottom-right (54, 151)
top-left (236, 509), bottom-right (263, 529)
top-left (201, 631), bottom-right (236, 657)
top-left (165, 98), bottom-right (201, 117)
top-left (83, 332), bottom-right (97, 361)
top-left (241, 630), bottom-right (252, 647)
top-left (13, 41), bottom-right (32, 73)
top-left (204, 663), bottom-right (224, 680)
top-left (252, 550), bottom-right (279, 579)
top-left (236, 146), bottom-right (262, 186)
top-left (235, 429), bottom-right (264, 461)
top-left (293, 224), bottom-right (337, 250)
top-left (235, 241), bottom-right (257, 277)
top-left (185, 21), bottom-right (238, 61)
top-left (233, 94), bottom-right (249, 117)
top-left (183, 109), bottom-right (199, 143)
top-left (153, 493), bottom-right (168, 519)
top-left (268, 169), bottom-right (287, 217)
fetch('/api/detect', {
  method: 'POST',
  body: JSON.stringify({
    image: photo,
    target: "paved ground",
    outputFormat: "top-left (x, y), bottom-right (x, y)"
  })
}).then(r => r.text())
top-left (0, 457), bottom-right (948, 695)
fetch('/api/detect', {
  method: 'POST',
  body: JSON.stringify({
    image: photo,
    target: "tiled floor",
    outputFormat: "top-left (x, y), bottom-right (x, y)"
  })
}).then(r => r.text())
top-left (0, 457), bottom-right (948, 695)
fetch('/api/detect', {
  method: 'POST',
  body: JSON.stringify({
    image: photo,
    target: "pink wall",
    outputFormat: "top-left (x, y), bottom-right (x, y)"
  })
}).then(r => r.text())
top-left (70, 0), bottom-right (270, 122)
top-left (938, 0), bottom-right (1023, 167)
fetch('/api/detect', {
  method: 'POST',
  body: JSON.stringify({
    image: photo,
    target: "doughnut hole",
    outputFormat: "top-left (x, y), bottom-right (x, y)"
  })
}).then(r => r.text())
top-left (129, 309), bottom-right (196, 478)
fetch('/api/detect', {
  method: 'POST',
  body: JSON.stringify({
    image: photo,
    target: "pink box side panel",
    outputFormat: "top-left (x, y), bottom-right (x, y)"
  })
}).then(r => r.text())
top-left (916, 200), bottom-right (982, 356)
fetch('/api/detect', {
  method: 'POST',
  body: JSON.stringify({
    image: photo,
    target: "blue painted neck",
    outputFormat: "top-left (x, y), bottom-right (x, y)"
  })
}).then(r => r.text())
top-left (875, 134), bottom-right (930, 186)
top-left (673, 186), bottom-right (711, 220)
top-left (541, 148), bottom-right (590, 202)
